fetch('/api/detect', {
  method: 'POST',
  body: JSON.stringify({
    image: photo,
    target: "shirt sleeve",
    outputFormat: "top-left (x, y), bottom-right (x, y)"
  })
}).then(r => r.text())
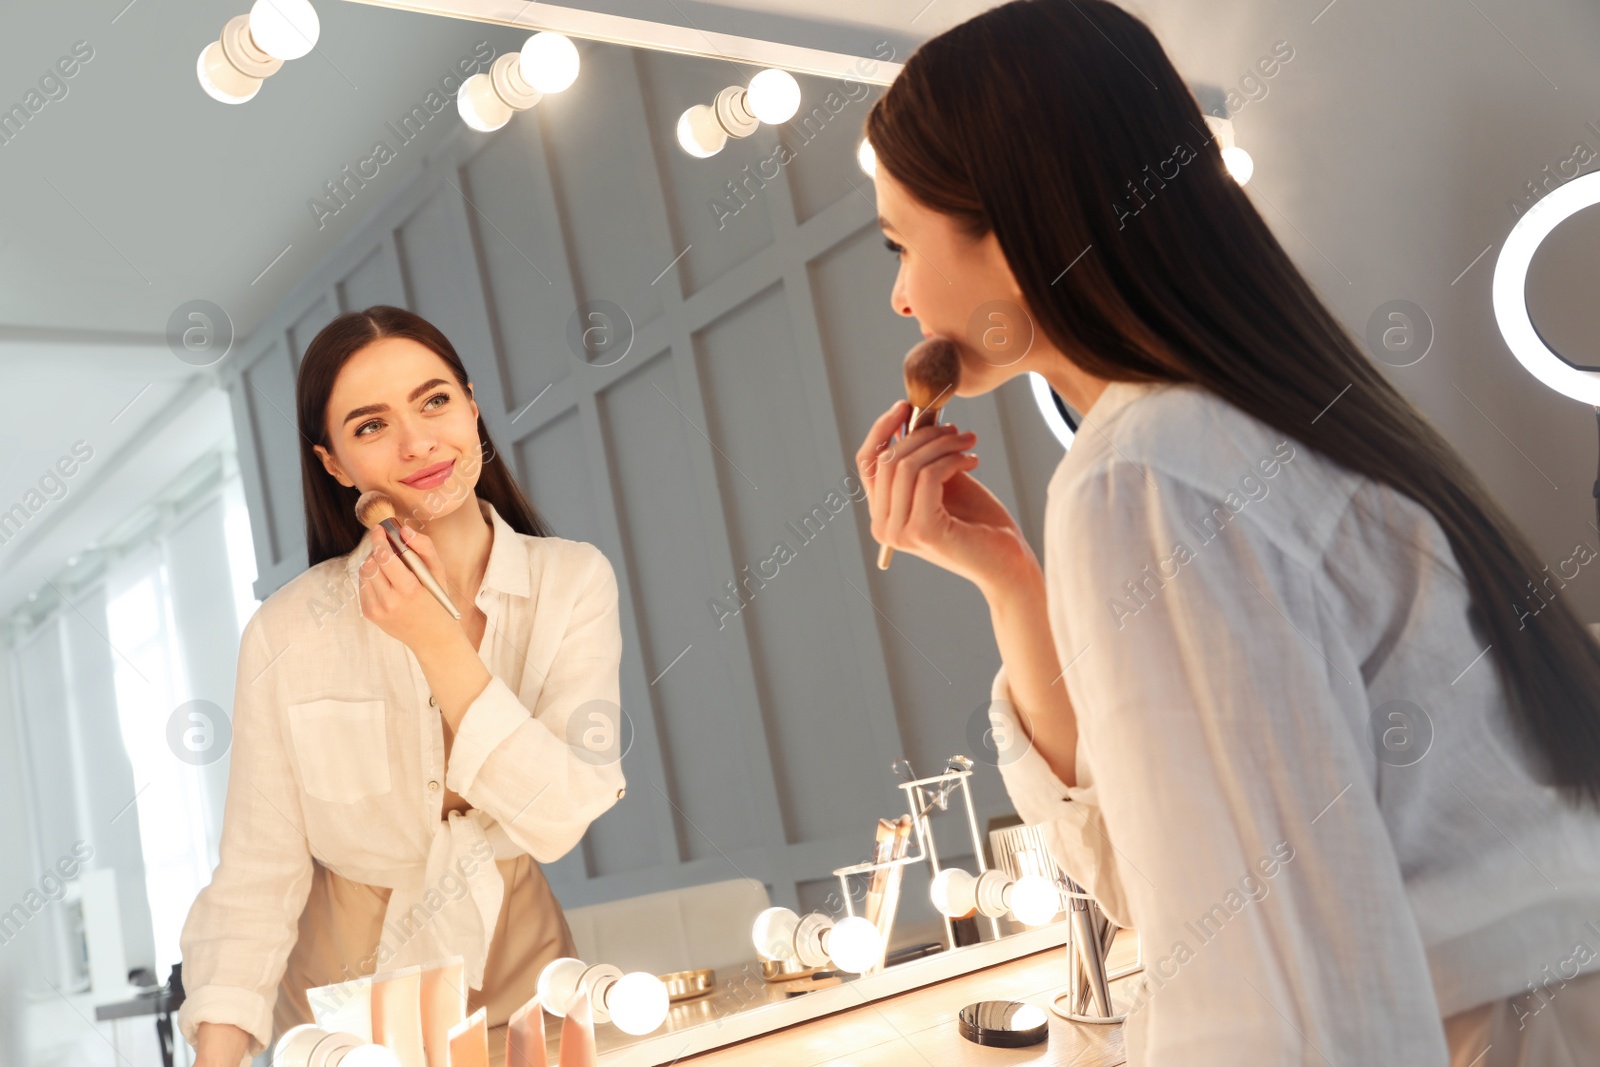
top-left (177, 611), bottom-right (315, 1062)
top-left (1050, 457), bottom-right (1449, 1065)
top-left (444, 544), bottom-right (626, 863)
top-left (987, 662), bottom-right (1132, 928)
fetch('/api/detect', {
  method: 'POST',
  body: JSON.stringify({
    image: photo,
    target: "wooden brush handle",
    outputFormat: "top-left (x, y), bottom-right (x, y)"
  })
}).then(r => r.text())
top-left (875, 406), bottom-right (944, 570)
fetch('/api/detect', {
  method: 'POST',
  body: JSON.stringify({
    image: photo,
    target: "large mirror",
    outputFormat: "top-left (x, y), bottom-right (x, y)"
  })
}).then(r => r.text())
top-left (0, 4), bottom-right (1080, 1067)
top-left (7, 1), bottom-right (1597, 1066)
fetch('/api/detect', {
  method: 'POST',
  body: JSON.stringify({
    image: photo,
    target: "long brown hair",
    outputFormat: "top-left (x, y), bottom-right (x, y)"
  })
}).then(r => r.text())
top-left (296, 305), bottom-right (551, 567)
top-left (866, 0), bottom-right (1600, 805)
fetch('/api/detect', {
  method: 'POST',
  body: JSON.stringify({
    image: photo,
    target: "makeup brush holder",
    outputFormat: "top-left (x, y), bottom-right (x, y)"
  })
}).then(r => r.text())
top-left (831, 757), bottom-right (1000, 969)
top-left (989, 823), bottom-right (1142, 1024)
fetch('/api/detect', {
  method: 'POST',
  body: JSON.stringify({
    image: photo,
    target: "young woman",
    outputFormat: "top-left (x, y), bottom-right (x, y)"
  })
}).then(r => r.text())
top-left (177, 306), bottom-right (625, 1066)
top-left (856, 3), bottom-right (1600, 1064)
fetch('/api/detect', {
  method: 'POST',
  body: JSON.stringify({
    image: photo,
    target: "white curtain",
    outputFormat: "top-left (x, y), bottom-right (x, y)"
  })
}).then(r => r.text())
top-left (100, 476), bottom-right (260, 980)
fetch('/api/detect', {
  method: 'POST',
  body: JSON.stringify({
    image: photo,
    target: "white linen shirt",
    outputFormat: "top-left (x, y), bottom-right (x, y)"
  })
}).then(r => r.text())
top-left (989, 379), bottom-right (1600, 1065)
top-left (177, 497), bottom-right (625, 1058)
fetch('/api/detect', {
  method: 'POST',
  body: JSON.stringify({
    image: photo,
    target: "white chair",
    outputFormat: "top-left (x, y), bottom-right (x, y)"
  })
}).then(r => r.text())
top-left (562, 878), bottom-right (771, 976)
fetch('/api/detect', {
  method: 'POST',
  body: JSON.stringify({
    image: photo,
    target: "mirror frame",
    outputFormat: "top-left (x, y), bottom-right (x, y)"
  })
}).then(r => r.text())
top-left (341, 0), bottom-right (903, 85)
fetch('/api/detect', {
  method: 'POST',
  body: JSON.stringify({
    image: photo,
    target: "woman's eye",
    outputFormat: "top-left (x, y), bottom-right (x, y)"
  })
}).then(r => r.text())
top-left (883, 236), bottom-right (904, 256)
top-left (355, 394), bottom-right (449, 437)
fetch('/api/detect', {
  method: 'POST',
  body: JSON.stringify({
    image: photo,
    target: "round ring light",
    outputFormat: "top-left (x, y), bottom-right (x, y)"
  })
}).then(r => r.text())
top-left (1491, 169), bottom-right (1600, 403)
top-left (1029, 371), bottom-right (1079, 449)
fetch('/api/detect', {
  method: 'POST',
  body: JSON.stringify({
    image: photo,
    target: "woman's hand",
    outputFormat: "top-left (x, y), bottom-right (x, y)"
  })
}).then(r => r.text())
top-left (193, 1021), bottom-right (252, 1067)
top-left (358, 523), bottom-right (466, 656)
top-left (856, 400), bottom-right (1040, 599)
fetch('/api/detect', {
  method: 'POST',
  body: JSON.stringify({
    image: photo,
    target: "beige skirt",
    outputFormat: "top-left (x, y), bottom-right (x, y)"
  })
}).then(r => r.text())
top-left (1445, 967), bottom-right (1600, 1066)
top-left (272, 851), bottom-right (575, 1063)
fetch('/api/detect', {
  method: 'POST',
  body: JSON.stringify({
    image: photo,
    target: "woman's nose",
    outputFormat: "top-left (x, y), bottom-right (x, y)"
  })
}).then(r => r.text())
top-left (890, 273), bottom-right (912, 318)
top-left (398, 421), bottom-right (437, 457)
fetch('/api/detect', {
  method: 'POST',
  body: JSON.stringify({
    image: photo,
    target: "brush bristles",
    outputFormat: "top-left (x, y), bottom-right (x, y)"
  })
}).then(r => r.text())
top-left (354, 490), bottom-right (397, 529)
top-left (903, 337), bottom-right (961, 411)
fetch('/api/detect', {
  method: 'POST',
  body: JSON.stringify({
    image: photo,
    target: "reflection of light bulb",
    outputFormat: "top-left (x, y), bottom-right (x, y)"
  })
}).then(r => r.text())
top-left (606, 972), bottom-right (669, 1035)
top-left (340, 1047), bottom-right (403, 1066)
top-left (1008, 875), bottom-right (1061, 926)
top-left (1222, 146), bottom-right (1253, 185)
top-left (1010, 1003), bottom-right (1047, 1029)
top-left (930, 868), bottom-right (977, 917)
top-left (857, 138), bottom-right (876, 178)
top-left (826, 915), bottom-right (883, 974)
top-left (746, 68), bottom-right (800, 124)
top-left (458, 72), bottom-right (512, 132)
top-left (677, 105), bottom-right (726, 158)
top-left (752, 906), bottom-right (799, 959)
top-left (520, 32), bottom-right (579, 93)
top-left (196, 42), bottom-right (261, 104)
top-left (249, 0), bottom-right (320, 61)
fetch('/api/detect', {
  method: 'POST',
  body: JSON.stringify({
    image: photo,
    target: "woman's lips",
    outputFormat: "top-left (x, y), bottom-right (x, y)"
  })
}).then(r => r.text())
top-left (402, 458), bottom-right (454, 489)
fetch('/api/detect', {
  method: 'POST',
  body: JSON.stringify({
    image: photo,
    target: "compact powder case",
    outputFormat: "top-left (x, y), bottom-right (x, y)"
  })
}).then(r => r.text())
top-left (956, 1000), bottom-right (1050, 1048)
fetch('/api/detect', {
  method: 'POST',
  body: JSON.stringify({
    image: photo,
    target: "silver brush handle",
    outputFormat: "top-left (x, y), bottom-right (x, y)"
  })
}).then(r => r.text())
top-left (380, 519), bottom-right (462, 620)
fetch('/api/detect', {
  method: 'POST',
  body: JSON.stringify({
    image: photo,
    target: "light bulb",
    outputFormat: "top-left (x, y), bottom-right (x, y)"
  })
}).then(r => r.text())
top-left (826, 916), bottom-right (883, 974)
top-left (1222, 146), bottom-right (1253, 185)
top-left (857, 137), bottom-right (876, 178)
top-left (520, 32), bottom-right (579, 93)
top-left (248, 0), bottom-right (320, 61)
top-left (1008, 875), bottom-right (1061, 926)
top-left (677, 105), bottom-right (726, 158)
top-left (930, 868), bottom-right (977, 918)
top-left (746, 68), bottom-right (800, 124)
top-left (196, 42), bottom-right (261, 104)
top-left (536, 957), bottom-right (586, 1017)
top-left (458, 72), bottom-right (512, 132)
top-left (606, 972), bottom-right (669, 1035)
top-left (752, 906), bottom-right (799, 959)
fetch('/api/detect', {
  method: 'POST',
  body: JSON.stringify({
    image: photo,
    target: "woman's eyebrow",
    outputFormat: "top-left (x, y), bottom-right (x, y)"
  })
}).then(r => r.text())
top-left (341, 378), bottom-right (451, 427)
top-left (878, 215), bottom-right (900, 233)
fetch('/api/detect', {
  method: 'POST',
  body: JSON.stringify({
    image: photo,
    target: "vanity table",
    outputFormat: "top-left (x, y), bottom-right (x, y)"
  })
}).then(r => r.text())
top-left (479, 930), bottom-right (1137, 1065)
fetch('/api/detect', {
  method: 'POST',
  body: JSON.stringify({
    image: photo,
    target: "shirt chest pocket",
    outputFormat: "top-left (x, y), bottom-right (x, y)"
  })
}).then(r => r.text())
top-left (287, 699), bottom-right (392, 804)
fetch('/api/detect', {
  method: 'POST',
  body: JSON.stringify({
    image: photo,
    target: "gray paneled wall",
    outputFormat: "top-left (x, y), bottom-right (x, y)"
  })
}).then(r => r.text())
top-left (221, 38), bottom-right (1066, 912)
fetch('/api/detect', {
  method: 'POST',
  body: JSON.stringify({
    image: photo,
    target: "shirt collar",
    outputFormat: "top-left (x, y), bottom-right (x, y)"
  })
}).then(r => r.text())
top-left (1079, 378), bottom-right (1166, 427)
top-left (343, 497), bottom-right (531, 599)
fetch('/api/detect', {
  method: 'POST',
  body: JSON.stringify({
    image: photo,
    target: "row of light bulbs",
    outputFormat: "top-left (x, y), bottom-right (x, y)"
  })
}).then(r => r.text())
top-left (191, 2), bottom-right (802, 162)
top-left (195, 11), bottom-right (1254, 190)
top-left (749, 868), bottom-right (1066, 975)
top-left (193, 0), bottom-right (583, 113)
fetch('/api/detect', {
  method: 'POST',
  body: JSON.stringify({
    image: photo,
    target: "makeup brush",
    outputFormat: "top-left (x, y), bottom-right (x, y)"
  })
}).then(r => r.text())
top-left (877, 337), bottom-right (962, 570)
top-left (354, 490), bottom-right (463, 620)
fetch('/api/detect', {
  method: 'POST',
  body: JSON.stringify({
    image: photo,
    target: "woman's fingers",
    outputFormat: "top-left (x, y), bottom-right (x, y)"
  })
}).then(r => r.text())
top-left (881, 429), bottom-right (976, 548)
top-left (358, 535), bottom-right (388, 618)
top-left (856, 400), bottom-right (911, 487)
top-left (868, 422), bottom-right (961, 543)
top-left (359, 526), bottom-right (416, 616)
top-left (909, 450), bottom-right (980, 536)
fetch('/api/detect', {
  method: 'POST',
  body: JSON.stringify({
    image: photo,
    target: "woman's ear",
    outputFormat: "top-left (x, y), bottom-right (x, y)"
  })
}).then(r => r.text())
top-left (312, 443), bottom-right (354, 488)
